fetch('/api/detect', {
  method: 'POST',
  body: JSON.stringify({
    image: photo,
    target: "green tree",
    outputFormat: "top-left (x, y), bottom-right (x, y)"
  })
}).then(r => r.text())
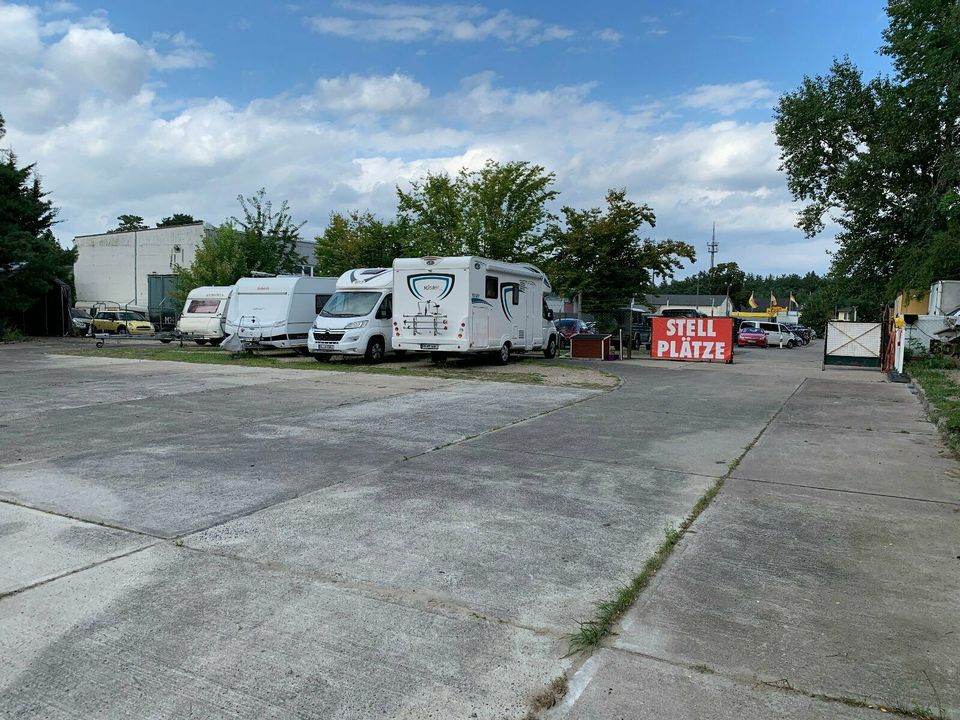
top-left (774, 0), bottom-right (960, 314)
top-left (111, 214), bottom-right (148, 232)
top-left (0, 112), bottom-right (76, 325)
top-left (397, 159), bottom-right (558, 262)
top-left (174, 189), bottom-right (308, 302)
top-left (157, 213), bottom-right (197, 227)
top-left (545, 189), bottom-right (695, 323)
top-left (314, 211), bottom-right (411, 276)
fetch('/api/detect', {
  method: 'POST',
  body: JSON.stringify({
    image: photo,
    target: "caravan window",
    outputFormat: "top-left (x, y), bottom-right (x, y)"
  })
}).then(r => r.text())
top-left (187, 299), bottom-right (221, 314)
top-left (485, 276), bottom-right (498, 299)
top-left (315, 294), bottom-right (331, 314)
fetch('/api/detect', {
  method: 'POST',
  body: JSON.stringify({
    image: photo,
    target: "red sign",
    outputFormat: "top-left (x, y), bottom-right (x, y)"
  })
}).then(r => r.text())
top-left (650, 317), bottom-right (733, 363)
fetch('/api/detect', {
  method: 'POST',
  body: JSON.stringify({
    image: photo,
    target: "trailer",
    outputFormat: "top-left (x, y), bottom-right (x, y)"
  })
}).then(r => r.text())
top-left (392, 256), bottom-right (558, 364)
top-left (176, 285), bottom-right (235, 345)
top-left (223, 275), bottom-right (337, 351)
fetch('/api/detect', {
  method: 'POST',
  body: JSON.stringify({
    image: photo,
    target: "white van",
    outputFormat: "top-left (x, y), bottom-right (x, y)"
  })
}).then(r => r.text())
top-left (176, 286), bottom-right (235, 345)
top-left (307, 268), bottom-right (394, 363)
top-left (741, 320), bottom-right (801, 348)
top-left (392, 256), bottom-right (558, 364)
top-left (223, 275), bottom-right (337, 351)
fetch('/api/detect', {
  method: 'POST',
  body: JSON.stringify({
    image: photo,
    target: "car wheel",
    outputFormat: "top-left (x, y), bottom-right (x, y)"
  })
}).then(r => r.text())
top-left (116, 326), bottom-right (127, 335)
top-left (497, 343), bottom-right (510, 365)
top-left (543, 335), bottom-right (557, 359)
top-left (364, 337), bottom-right (385, 364)
top-left (195, 339), bottom-right (208, 346)
top-left (787, 339), bottom-right (795, 348)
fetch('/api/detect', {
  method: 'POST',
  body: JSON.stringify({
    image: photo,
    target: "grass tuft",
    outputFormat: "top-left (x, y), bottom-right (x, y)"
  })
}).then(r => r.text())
top-left (909, 357), bottom-right (960, 452)
top-left (526, 674), bottom-right (568, 718)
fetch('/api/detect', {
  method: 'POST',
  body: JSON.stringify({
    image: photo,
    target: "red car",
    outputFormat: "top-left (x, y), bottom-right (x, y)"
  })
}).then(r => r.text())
top-left (738, 325), bottom-right (768, 347)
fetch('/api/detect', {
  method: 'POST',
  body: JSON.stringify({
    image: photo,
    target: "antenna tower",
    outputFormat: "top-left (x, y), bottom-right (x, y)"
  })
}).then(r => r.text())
top-left (707, 222), bottom-right (718, 270)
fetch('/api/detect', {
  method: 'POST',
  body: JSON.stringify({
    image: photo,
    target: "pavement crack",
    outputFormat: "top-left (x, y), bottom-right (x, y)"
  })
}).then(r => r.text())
top-left (0, 497), bottom-right (164, 538)
top-left (727, 475), bottom-right (960, 507)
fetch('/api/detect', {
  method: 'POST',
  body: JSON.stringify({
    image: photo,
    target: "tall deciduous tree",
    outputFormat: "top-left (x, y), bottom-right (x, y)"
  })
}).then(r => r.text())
top-left (774, 0), bottom-right (960, 314)
top-left (314, 211), bottom-right (410, 276)
top-left (0, 112), bottom-right (75, 324)
top-left (545, 189), bottom-right (695, 321)
top-left (397, 159), bottom-right (558, 262)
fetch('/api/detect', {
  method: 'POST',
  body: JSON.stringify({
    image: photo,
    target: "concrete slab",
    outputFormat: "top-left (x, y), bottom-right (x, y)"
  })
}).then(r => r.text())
top-left (732, 419), bottom-right (960, 503)
top-left (555, 650), bottom-right (882, 719)
top-left (0, 543), bottom-right (567, 720)
top-left (612, 480), bottom-right (960, 715)
top-left (0, 503), bottom-right (152, 595)
top-left (188, 444), bottom-right (714, 630)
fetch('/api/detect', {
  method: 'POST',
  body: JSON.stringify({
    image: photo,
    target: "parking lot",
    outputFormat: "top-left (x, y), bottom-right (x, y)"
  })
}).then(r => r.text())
top-left (1, 339), bottom-right (957, 719)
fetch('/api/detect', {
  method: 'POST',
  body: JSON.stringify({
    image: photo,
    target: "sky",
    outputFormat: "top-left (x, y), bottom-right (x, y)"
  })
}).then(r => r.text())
top-left (1, 0), bottom-right (892, 277)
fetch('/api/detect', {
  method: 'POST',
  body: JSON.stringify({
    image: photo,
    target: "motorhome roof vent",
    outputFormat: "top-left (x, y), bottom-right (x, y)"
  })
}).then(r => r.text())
top-left (421, 256), bottom-right (440, 265)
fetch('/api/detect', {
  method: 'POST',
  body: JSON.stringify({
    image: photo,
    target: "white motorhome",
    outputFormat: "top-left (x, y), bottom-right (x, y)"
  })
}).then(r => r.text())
top-left (224, 275), bottom-right (337, 351)
top-left (175, 286), bottom-right (235, 345)
top-left (392, 256), bottom-right (558, 363)
top-left (307, 268), bottom-right (394, 363)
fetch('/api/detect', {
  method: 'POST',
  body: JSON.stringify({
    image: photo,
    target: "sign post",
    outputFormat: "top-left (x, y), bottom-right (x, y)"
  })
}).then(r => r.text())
top-left (650, 317), bottom-right (734, 364)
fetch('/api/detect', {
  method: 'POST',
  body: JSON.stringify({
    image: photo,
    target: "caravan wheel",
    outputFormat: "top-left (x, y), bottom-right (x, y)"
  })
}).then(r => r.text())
top-left (195, 339), bottom-right (208, 346)
top-left (497, 343), bottom-right (511, 365)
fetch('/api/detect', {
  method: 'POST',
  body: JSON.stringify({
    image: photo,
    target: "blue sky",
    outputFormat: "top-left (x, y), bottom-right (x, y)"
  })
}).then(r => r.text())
top-left (1, 1), bottom-right (891, 276)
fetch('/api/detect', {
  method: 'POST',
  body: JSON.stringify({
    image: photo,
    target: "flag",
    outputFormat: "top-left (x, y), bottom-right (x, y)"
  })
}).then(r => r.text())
top-left (748, 292), bottom-right (758, 309)
top-left (770, 292), bottom-right (778, 307)
top-left (789, 293), bottom-right (798, 308)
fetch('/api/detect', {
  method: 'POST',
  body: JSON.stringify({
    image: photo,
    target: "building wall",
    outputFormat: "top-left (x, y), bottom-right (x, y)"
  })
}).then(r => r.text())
top-left (74, 224), bottom-right (210, 308)
top-left (895, 290), bottom-right (929, 318)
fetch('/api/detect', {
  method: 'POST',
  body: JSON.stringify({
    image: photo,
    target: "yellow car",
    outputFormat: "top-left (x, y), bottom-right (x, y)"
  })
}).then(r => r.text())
top-left (91, 310), bottom-right (155, 335)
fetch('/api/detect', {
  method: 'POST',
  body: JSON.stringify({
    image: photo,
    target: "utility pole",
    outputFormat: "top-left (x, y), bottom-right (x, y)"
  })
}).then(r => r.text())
top-left (707, 222), bottom-right (718, 271)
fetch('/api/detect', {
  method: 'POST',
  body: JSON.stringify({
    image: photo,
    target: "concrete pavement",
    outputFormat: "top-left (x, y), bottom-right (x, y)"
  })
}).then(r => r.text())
top-left (1, 339), bottom-right (957, 719)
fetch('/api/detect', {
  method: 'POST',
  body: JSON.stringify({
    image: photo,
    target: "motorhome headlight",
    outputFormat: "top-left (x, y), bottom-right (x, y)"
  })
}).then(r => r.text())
top-left (344, 320), bottom-right (368, 329)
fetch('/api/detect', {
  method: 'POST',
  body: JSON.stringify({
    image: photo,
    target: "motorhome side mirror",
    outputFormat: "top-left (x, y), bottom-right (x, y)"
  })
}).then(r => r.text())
top-left (547, 309), bottom-right (554, 321)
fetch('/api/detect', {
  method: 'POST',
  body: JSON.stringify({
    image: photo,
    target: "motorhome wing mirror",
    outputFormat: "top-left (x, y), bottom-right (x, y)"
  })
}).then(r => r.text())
top-left (547, 309), bottom-right (554, 320)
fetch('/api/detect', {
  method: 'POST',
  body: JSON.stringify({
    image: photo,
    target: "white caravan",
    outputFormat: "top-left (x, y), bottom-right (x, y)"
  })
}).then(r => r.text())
top-left (224, 275), bottom-right (337, 351)
top-left (307, 268), bottom-right (395, 363)
top-left (392, 256), bottom-right (558, 363)
top-left (175, 286), bottom-right (235, 345)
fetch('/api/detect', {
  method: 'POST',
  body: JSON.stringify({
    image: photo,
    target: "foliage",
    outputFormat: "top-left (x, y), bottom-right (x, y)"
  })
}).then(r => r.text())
top-left (544, 189), bottom-right (695, 324)
top-left (657, 263), bottom-right (826, 311)
top-left (396, 159), bottom-right (558, 263)
top-left (774, 0), bottom-right (960, 304)
top-left (157, 213), bottom-right (197, 227)
top-left (174, 189), bottom-right (308, 302)
top-left (111, 214), bottom-right (148, 232)
top-left (0, 111), bottom-right (76, 324)
top-left (314, 211), bottom-right (411, 276)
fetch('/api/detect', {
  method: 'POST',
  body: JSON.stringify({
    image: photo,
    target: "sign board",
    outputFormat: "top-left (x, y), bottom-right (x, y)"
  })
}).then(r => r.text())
top-left (650, 317), bottom-right (733, 363)
top-left (824, 321), bottom-right (882, 368)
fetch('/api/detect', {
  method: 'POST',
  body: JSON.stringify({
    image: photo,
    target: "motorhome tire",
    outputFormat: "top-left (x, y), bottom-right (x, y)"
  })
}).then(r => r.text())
top-left (365, 337), bottom-right (385, 364)
top-left (497, 343), bottom-right (510, 365)
top-left (543, 336), bottom-right (557, 359)
top-left (195, 339), bottom-right (208, 346)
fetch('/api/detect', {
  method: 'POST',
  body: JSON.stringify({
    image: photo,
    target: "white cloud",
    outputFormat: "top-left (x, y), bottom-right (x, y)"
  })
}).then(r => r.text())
top-left (44, 1), bottom-right (78, 13)
top-left (148, 31), bottom-right (212, 70)
top-left (306, 3), bottom-right (575, 45)
top-left (595, 28), bottom-right (622, 44)
top-left (46, 27), bottom-right (150, 97)
top-left (313, 73), bottom-right (429, 113)
top-left (681, 80), bottom-right (777, 115)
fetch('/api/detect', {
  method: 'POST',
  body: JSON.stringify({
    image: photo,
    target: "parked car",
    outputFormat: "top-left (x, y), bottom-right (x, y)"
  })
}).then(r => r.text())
top-left (737, 325), bottom-right (768, 348)
top-left (555, 318), bottom-right (589, 341)
top-left (785, 324), bottom-right (812, 344)
top-left (740, 320), bottom-right (801, 348)
top-left (91, 310), bottom-right (155, 335)
top-left (70, 307), bottom-right (93, 334)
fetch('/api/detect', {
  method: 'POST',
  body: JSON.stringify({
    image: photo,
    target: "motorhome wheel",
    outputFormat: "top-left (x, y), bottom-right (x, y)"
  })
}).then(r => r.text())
top-left (543, 336), bottom-right (557, 359)
top-left (497, 343), bottom-right (510, 365)
top-left (365, 337), bottom-right (385, 364)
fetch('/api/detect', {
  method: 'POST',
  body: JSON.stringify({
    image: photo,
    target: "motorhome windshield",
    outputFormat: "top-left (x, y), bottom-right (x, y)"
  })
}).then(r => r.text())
top-left (319, 291), bottom-right (379, 318)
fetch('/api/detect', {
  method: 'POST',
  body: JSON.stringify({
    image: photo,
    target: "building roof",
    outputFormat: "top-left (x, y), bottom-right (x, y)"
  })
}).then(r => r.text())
top-left (643, 294), bottom-right (730, 307)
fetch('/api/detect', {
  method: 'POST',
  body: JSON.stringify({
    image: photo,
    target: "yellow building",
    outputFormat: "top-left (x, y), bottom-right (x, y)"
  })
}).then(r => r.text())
top-left (894, 289), bottom-right (929, 318)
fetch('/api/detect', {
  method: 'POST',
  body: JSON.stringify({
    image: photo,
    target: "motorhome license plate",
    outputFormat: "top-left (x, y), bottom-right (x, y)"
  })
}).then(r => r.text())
top-left (317, 342), bottom-right (336, 349)
top-left (420, 343), bottom-right (439, 350)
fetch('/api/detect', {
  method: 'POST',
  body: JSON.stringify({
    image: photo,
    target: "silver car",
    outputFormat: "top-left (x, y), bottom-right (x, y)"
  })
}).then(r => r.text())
top-left (740, 320), bottom-right (801, 348)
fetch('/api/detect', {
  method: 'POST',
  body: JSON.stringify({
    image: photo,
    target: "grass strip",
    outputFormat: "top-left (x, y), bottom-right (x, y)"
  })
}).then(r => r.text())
top-left (56, 345), bottom-right (620, 388)
top-left (909, 356), bottom-right (960, 452)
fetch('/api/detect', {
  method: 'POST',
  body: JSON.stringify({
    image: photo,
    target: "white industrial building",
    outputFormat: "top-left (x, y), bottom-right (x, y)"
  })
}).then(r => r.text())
top-left (73, 223), bottom-right (316, 312)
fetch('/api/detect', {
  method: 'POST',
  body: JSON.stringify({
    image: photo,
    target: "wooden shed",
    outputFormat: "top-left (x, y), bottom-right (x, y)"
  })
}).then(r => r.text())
top-left (570, 333), bottom-right (612, 359)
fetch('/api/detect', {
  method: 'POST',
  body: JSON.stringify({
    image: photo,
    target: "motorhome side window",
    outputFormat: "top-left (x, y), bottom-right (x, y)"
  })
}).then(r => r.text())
top-left (485, 276), bottom-right (498, 299)
top-left (377, 294), bottom-right (392, 319)
top-left (506, 282), bottom-right (519, 305)
top-left (315, 294), bottom-right (331, 314)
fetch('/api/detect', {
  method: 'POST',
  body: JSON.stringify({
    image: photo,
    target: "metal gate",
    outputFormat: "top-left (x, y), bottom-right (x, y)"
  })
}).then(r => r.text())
top-left (823, 321), bottom-right (882, 369)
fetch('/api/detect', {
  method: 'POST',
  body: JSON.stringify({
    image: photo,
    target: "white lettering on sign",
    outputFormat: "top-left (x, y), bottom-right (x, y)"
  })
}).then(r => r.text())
top-left (651, 317), bottom-right (732, 363)
top-left (665, 319), bottom-right (716, 337)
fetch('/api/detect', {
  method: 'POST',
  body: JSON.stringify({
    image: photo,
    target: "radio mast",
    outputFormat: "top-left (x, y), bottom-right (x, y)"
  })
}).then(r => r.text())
top-left (707, 222), bottom-right (718, 271)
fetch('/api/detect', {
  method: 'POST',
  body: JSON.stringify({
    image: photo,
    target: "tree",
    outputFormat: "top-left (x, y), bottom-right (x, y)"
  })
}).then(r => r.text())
top-left (0, 112), bottom-right (75, 325)
top-left (157, 213), bottom-right (197, 227)
top-left (545, 189), bottom-right (695, 323)
top-left (774, 0), bottom-right (960, 314)
top-left (174, 189), bottom-right (307, 301)
top-left (397, 159), bottom-right (558, 262)
top-left (111, 214), bottom-right (148, 232)
top-left (314, 211), bottom-right (411, 276)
